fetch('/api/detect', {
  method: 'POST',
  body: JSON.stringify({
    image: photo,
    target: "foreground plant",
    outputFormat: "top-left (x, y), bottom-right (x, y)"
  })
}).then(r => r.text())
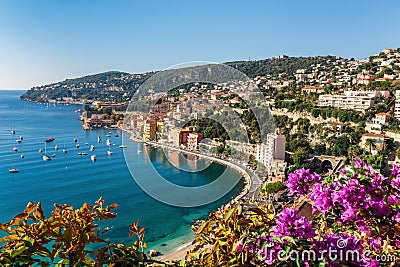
top-left (236, 159), bottom-right (400, 266)
top-left (0, 197), bottom-right (146, 266)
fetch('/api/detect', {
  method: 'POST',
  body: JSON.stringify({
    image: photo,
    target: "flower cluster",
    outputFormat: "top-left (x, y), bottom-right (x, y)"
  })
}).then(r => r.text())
top-left (273, 208), bottom-right (315, 240)
top-left (238, 159), bottom-right (400, 266)
top-left (286, 168), bottom-right (322, 196)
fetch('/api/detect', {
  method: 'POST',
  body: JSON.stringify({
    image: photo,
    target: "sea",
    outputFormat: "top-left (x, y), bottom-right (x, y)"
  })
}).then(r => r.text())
top-left (0, 90), bottom-right (243, 254)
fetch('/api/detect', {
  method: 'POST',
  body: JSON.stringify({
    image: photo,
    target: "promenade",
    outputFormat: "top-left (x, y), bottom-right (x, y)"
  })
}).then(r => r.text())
top-left (145, 140), bottom-right (263, 201)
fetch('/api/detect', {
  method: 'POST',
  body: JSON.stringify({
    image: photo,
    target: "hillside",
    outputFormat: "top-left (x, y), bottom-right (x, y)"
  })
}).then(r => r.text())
top-left (20, 55), bottom-right (349, 102)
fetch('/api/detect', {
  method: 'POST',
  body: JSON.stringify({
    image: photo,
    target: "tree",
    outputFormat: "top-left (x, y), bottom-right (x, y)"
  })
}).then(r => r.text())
top-left (364, 138), bottom-right (377, 154)
top-left (292, 147), bottom-right (308, 166)
top-left (216, 145), bottom-right (225, 155)
top-left (347, 144), bottom-right (363, 160)
top-left (333, 135), bottom-right (350, 156)
top-left (311, 108), bottom-right (320, 118)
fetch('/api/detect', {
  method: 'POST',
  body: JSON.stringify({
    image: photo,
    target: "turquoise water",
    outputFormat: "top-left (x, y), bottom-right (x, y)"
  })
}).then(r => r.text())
top-left (0, 90), bottom-right (243, 254)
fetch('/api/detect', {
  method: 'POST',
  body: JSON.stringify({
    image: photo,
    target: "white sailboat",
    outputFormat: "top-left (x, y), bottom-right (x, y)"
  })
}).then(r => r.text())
top-left (9, 160), bottom-right (19, 173)
top-left (90, 145), bottom-right (95, 152)
top-left (107, 143), bottom-right (113, 156)
top-left (43, 142), bottom-right (51, 161)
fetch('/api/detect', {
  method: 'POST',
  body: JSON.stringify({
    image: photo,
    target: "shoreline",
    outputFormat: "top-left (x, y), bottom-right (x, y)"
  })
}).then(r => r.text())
top-left (122, 128), bottom-right (261, 261)
top-left (144, 140), bottom-right (254, 203)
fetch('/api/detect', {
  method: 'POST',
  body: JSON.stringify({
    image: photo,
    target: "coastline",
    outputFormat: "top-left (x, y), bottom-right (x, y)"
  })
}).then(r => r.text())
top-left (122, 128), bottom-right (261, 261)
top-left (144, 140), bottom-right (254, 202)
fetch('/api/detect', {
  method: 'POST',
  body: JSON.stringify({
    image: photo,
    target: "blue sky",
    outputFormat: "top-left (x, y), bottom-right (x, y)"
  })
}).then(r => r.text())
top-left (0, 0), bottom-right (399, 89)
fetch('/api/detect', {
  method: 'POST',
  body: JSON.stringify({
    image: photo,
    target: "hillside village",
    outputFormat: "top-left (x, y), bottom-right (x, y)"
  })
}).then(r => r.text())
top-left (21, 48), bottom-right (400, 184)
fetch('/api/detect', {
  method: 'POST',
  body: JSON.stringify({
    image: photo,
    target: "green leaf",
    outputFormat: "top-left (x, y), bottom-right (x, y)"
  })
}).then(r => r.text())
top-left (224, 208), bottom-right (235, 223)
top-left (272, 236), bottom-right (282, 243)
top-left (282, 236), bottom-right (296, 245)
top-left (10, 245), bottom-right (27, 258)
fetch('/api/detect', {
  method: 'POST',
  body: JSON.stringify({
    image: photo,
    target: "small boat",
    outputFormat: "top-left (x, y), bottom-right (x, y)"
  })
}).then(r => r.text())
top-left (55, 145), bottom-right (59, 150)
top-left (97, 136), bottom-right (101, 143)
top-left (114, 134), bottom-right (119, 137)
top-left (9, 168), bottom-right (19, 173)
top-left (62, 149), bottom-right (68, 153)
top-left (82, 152), bottom-right (88, 156)
top-left (137, 150), bottom-right (142, 153)
top-left (74, 138), bottom-right (78, 143)
top-left (19, 136), bottom-right (23, 140)
top-left (78, 152), bottom-right (83, 155)
top-left (119, 145), bottom-right (127, 148)
top-left (105, 134), bottom-right (111, 137)
top-left (108, 131), bottom-right (113, 135)
top-left (76, 144), bottom-right (80, 148)
top-left (85, 143), bottom-right (89, 146)
top-left (11, 130), bottom-right (15, 135)
top-left (43, 142), bottom-right (51, 161)
top-left (91, 155), bottom-right (97, 161)
top-left (51, 153), bottom-right (56, 157)
top-left (90, 145), bottom-right (95, 152)
top-left (107, 150), bottom-right (113, 156)
top-left (39, 148), bottom-right (43, 153)
top-left (20, 154), bottom-right (25, 159)
top-left (13, 147), bottom-right (18, 152)
top-left (106, 139), bottom-right (111, 146)
top-left (45, 137), bottom-right (55, 143)
top-left (15, 139), bottom-right (22, 143)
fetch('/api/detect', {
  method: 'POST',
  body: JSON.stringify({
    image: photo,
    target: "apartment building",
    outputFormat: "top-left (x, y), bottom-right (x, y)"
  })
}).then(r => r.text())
top-left (256, 133), bottom-right (286, 169)
top-left (318, 90), bottom-right (389, 112)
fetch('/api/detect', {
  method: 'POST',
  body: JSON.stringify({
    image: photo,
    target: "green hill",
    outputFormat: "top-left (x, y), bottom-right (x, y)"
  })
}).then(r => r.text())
top-left (20, 55), bottom-right (340, 102)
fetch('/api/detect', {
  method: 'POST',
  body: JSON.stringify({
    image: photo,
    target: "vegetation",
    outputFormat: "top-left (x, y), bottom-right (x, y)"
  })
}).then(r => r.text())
top-left (0, 198), bottom-right (146, 266)
top-left (226, 56), bottom-right (338, 78)
top-left (261, 181), bottom-right (286, 195)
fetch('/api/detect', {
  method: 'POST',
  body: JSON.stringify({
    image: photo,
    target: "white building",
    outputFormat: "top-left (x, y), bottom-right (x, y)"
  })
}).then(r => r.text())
top-left (395, 90), bottom-right (400, 119)
top-left (318, 90), bottom-right (389, 113)
top-left (256, 133), bottom-right (286, 169)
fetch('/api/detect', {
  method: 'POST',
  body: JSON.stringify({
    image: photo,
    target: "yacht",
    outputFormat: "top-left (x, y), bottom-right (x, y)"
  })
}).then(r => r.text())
top-left (91, 155), bottom-right (97, 161)
top-left (45, 137), bottom-right (55, 143)
top-left (43, 142), bottom-right (51, 161)
top-left (90, 145), bottom-right (95, 152)
top-left (119, 145), bottom-right (127, 148)
top-left (9, 168), bottom-right (19, 173)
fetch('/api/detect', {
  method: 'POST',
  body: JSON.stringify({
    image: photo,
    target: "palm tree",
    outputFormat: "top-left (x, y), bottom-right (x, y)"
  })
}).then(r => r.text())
top-left (364, 138), bottom-right (377, 154)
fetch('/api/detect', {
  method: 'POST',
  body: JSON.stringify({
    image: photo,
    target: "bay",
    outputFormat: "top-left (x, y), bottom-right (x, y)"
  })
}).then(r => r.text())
top-left (0, 90), bottom-right (243, 254)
